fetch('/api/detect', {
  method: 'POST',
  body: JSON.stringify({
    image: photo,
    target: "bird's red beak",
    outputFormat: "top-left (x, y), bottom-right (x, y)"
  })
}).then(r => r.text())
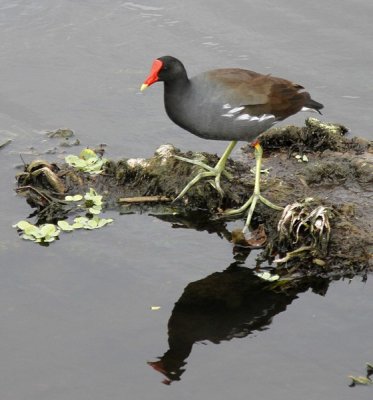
top-left (141, 59), bottom-right (163, 91)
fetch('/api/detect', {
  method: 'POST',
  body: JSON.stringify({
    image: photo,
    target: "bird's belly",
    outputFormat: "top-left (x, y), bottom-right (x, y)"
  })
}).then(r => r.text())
top-left (166, 100), bottom-right (276, 142)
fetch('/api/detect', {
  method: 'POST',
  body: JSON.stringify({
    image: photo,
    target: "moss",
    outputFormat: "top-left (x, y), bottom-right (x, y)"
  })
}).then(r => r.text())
top-left (303, 160), bottom-right (353, 185)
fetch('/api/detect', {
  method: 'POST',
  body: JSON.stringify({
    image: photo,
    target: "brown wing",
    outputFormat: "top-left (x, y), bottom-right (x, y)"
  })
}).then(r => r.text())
top-left (207, 68), bottom-right (311, 120)
top-left (265, 80), bottom-right (311, 120)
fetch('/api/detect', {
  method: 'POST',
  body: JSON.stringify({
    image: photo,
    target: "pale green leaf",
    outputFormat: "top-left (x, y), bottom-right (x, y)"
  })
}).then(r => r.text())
top-left (65, 154), bottom-right (79, 163)
top-left (43, 237), bottom-right (57, 243)
top-left (57, 220), bottom-right (74, 231)
top-left (13, 220), bottom-right (34, 230)
top-left (39, 224), bottom-right (58, 237)
top-left (79, 148), bottom-right (97, 160)
top-left (74, 216), bottom-right (89, 224)
top-left (255, 271), bottom-right (280, 281)
top-left (86, 219), bottom-right (98, 229)
top-left (21, 234), bottom-right (36, 241)
top-left (72, 222), bottom-right (84, 229)
top-left (96, 218), bottom-right (113, 228)
top-left (349, 376), bottom-right (372, 385)
top-left (88, 207), bottom-right (101, 214)
top-left (65, 194), bottom-right (83, 202)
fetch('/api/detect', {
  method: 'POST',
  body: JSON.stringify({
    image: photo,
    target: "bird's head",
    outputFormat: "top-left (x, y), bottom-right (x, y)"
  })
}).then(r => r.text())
top-left (141, 56), bottom-right (187, 91)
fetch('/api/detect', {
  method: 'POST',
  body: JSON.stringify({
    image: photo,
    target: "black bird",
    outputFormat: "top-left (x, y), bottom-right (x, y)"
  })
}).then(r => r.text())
top-left (141, 56), bottom-right (323, 230)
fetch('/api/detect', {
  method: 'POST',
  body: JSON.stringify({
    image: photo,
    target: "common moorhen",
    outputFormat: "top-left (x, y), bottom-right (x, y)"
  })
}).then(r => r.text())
top-left (141, 56), bottom-right (323, 231)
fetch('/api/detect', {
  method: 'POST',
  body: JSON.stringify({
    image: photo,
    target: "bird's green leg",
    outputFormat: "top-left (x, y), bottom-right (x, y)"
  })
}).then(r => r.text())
top-left (224, 142), bottom-right (283, 232)
top-left (174, 140), bottom-right (237, 201)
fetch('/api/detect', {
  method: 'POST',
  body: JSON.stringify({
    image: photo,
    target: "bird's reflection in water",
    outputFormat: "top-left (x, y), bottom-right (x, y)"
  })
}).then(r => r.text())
top-left (148, 262), bottom-right (329, 384)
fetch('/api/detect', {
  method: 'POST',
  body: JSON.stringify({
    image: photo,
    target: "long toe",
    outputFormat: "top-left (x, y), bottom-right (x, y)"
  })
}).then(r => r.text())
top-left (173, 170), bottom-right (216, 201)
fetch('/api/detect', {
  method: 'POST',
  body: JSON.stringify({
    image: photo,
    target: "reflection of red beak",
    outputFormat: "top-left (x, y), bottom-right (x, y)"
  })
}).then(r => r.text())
top-left (140, 59), bottom-right (163, 91)
top-left (147, 360), bottom-right (172, 385)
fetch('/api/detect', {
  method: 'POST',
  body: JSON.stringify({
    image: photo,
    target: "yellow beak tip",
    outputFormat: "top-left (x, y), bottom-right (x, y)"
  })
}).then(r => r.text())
top-left (140, 84), bottom-right (148, 92)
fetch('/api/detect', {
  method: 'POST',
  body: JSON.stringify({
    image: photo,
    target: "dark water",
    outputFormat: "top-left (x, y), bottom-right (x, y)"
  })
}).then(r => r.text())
top-left (0, 1), bottom-right (372, 399)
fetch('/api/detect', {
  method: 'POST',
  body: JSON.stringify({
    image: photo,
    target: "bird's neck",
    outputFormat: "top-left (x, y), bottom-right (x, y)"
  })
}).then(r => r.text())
top-left (164, 73), bottom-right (190, 94)
top-left (163, 76), bottom-right (193, 132)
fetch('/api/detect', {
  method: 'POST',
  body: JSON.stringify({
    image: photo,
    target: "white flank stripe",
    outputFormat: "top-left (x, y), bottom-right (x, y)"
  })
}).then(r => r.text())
top-left (259, 114), bottom-right (275, 121)
top-left (236, 113), bottom-right (274, 122)
top-left (222, 105), bottom-right (245, 118)
top-left (236, 114), bottom-right (253, 121)
top-left (228, 106), bottom-right (245, 114)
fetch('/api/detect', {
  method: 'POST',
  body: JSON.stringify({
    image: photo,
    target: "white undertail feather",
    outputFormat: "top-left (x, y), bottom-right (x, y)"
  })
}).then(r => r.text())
top-left (301, 107), bottom-right (319, 113)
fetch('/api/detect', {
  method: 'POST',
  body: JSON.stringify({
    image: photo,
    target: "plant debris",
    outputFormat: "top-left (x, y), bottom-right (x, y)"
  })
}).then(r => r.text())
top-left (231, 224), bottom-right (267, 248)
top-left (13, 119), bottom-right (373, 278)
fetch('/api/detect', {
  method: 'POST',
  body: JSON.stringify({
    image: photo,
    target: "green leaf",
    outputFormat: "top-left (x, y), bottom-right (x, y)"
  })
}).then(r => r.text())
top-left (72, 216), bottom-right (89, 229)
top-left (79, 148), bottom-right (97, 160)
top-left (349, 376), bottom-right (372, 385)
top-left (86, 219), bottom-right (98, 229)
top-left (43, 237), bottom-right (57, 243)
top-left (13, 220), bottom-right (34, 230)
top-left (97, 218), bottom-right (113, 228)
top-left (21, 234), bottom-right (36, 241)
top-left (69, 215), bottom-right (113, 230)
top-left (39, 224), bottom-right (58, 237)
top-left (83, 188), bottom-right (103, 212)
top-left (15, 221), bottom-right (61, 243)
top-left (66, 156), bottom-right (81, 166)
top-left (255, 271), bottom-right (280, 281)
top-left (74, 216), bottom-right (89, 224)
top-left (26, 225), bottom-right (43, 238)
top-left (65, 194), bottom-right (83, 202)
top-left (65, 152), bottom-right (107, 174)
top-left (57, 220), bottom-right (74, 231)
top-left (84, 188), bottom-right (97, 199)
top-left (88, 206), bottom-right (102, 214)
top-left (72, 221), bottom-right (84, 229)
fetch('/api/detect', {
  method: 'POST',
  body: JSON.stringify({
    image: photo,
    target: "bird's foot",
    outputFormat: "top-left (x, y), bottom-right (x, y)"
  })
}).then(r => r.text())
top-left (174, 155), bottom-right (233, 180)
top-left (173, 155), bottom-right (230, 200)
top-left (224, 192), bottom-right (283, 233)
top-left (173, 141), bottom-right (237, 201)
top-left (224, 141), bottom-right (282, 232)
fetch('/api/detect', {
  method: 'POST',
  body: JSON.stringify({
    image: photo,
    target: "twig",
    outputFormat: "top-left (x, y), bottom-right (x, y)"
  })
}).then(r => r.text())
top-left (16, 185), bottom-right (54, 204)
top-left (118, 195), bottom-right (172, 204)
